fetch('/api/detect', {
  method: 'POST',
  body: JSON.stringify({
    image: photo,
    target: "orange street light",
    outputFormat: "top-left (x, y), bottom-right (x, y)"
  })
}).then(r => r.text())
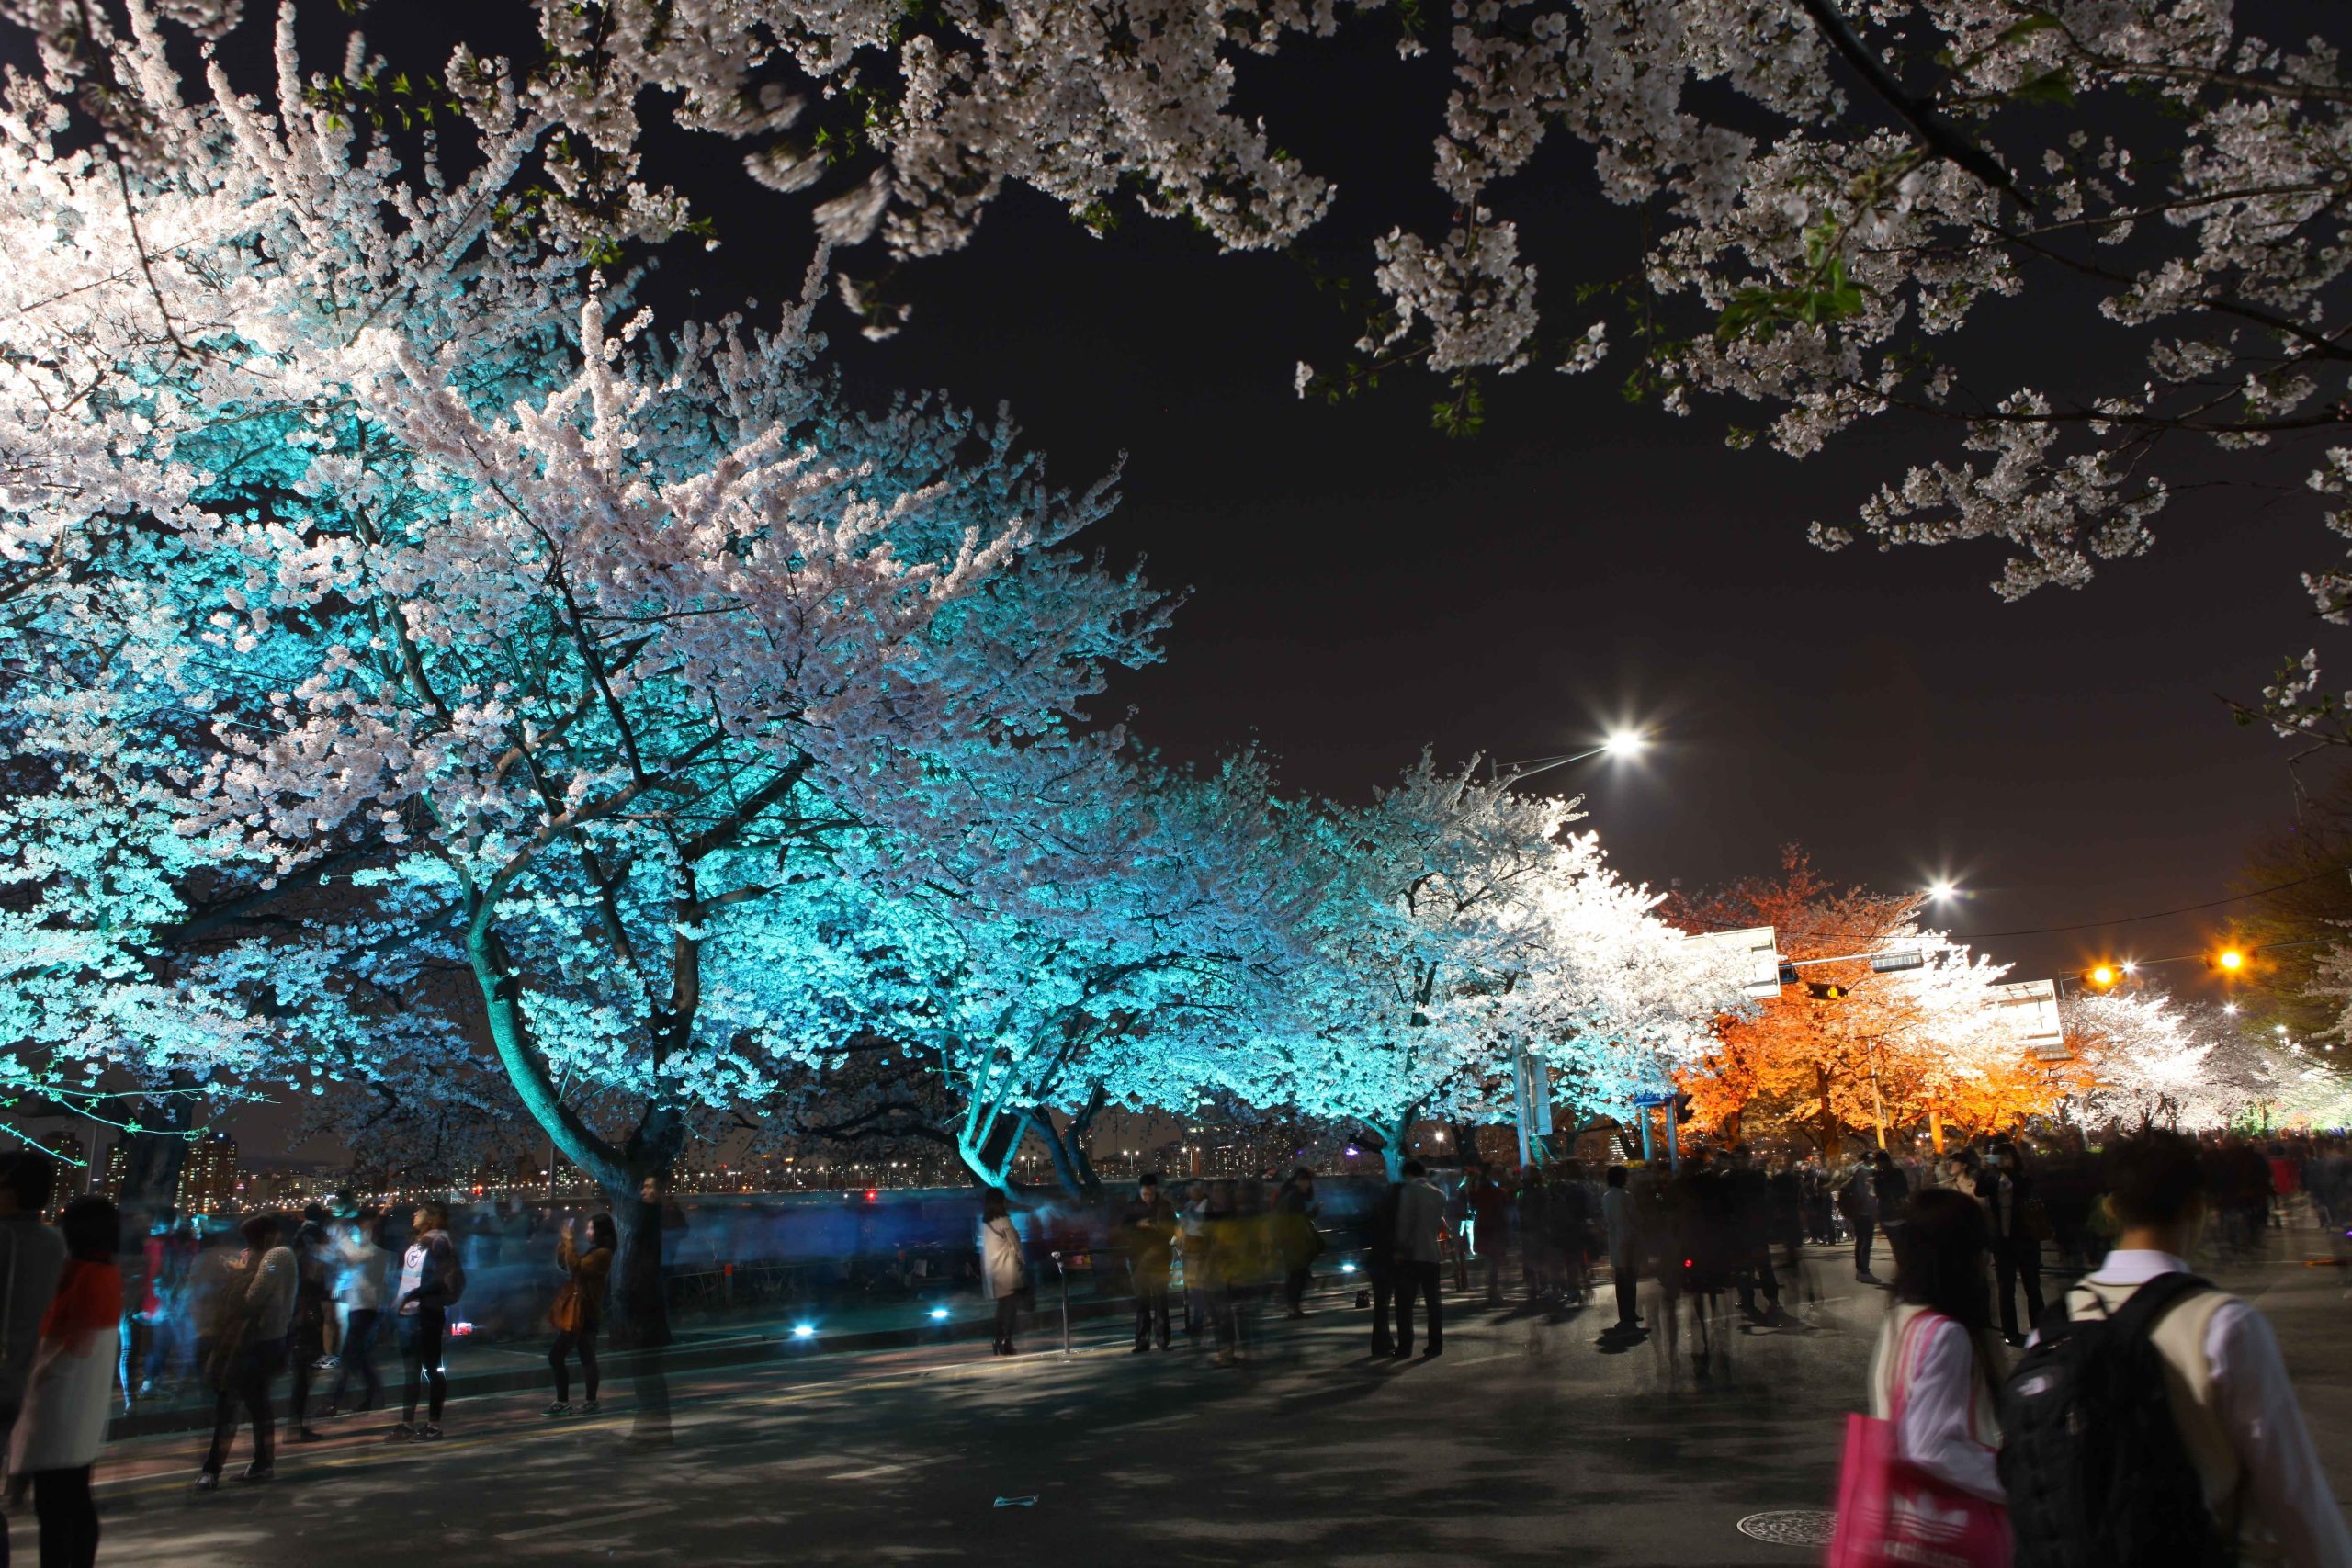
top-left (2213, 947), bottom-right (2247, 975)
top-left (2083, 964), bottom-right (2120, 992)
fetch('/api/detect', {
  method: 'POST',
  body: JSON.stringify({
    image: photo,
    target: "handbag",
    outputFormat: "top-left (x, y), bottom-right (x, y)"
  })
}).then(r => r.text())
top-left (1826, 1312), bottom-right (2012, 1568)
top-left (549, 1280), bottom-right (584, 1335)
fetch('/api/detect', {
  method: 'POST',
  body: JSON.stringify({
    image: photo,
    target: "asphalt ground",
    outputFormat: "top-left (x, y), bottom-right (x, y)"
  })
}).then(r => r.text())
top-left (22, 1236), bottom-right (2352, 1567)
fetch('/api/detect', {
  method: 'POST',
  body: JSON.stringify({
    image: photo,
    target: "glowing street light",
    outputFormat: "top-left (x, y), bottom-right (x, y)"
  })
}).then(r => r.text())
top-left (1927, 879), bottom-right (1960, 902)
top-left (1502, 729), bottom-right (1651, 785)
top-left (2214, 946), bottom-right (2247, 974)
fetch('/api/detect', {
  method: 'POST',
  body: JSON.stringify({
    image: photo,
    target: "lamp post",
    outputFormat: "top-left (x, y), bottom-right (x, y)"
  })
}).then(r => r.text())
top-left (1498, 732), bottom-right (1645, 1164)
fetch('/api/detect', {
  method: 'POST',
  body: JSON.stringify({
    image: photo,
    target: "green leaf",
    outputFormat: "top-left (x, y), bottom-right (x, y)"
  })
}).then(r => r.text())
top-left (1996, 13), bottom-right (2063, 44)
top-left (2011, 68), bottom-right (2075, 106)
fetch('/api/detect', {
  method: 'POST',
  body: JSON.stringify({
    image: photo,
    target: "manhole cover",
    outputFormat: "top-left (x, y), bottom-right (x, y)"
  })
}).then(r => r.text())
top-left (1736, 1510), bottom-right (1838, 1546)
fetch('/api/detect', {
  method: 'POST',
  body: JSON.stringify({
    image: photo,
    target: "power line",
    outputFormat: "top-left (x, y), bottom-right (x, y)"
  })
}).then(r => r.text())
top-left (1960, 864), bottom-right (2352, 940)
top-left (1673, 863), bottom-right (2352, 945)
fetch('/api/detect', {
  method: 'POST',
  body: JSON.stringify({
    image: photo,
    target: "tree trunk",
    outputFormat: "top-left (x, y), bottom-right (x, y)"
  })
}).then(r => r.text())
top-left (1025, 1111), bottom-right (1096, 1203)
top-left (958, 1105), bottom-right (1027, 1190)
top-left (606, 1184), bottom-right (671, 1350)
top-left (113, 1075), bottom-right (199, 1252)
top-left (602, 1103), bottom-right (686, 1350)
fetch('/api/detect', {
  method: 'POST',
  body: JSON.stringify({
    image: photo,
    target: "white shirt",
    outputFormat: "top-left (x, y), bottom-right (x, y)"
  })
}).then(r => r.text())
top-left (398, 1240), bottom-right (428, 1316)
top-left (336, 1234), bottom-right (390, 1310)
top-left (2073, 1251), bottom-right (2352, 1568)
top-left (1871, 1307), bottom-right (2004, 1503)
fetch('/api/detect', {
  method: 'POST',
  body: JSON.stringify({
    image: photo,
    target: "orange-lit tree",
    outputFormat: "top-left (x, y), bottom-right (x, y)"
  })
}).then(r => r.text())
top-left (1668, 847), bottom-right (2022, 1154)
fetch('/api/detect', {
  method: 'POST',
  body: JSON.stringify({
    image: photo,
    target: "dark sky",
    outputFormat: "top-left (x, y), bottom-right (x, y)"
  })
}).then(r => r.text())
top-left (807, 191), bottom-right (2339, 1004)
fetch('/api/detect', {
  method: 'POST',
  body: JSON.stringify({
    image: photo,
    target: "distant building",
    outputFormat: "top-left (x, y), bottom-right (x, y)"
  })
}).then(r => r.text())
top-left (175, 1131), bottom-right (240, 1216)
top-left (31, 1132), bottom-right (86, 1216)
top-left (100, 1141), bottom-right (130, 1202)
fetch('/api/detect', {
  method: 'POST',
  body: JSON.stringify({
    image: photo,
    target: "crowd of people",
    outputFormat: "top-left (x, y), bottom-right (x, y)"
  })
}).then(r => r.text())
top-left (0, 1125), bottom-right (2347, 1564)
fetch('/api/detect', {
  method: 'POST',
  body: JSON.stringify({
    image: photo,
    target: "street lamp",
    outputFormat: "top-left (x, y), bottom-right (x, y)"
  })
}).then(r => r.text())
top-left (1502, 730), bottom-right (1647, 786)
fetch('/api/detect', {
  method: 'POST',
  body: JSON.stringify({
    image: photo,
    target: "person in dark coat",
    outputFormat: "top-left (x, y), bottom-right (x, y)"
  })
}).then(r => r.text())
top-left (1117, 1175), bottom-right (1177, 1351)
top-left (1973, 1139), bottom-right (2044, 1345)
top-left (1363, 1179), bottom-right (1402, 1358)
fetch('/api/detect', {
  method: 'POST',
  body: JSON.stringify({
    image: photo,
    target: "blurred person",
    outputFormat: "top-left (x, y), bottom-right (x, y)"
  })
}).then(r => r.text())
top-left (320, 1212), bottom-right (389, 1416)
top-left (285, 1222), bottom-right (334, 1441)
top-left (1117, 1175), bottom-right (1175, 1352)
top-left (1724, 1147), bottom-right (1782, 1324)
top-left (130, 1213), bottom-right (194, 1399)
top-left (1872, 1149), bottom-right (1912, 1273)
top-left (392, 1201), bottom-right (460, 1441)
top-left (1871, 1189), bottom-right (2006, 1504)
top-left (2003, 1131), bottom-right (2352, 1568)
top-left (1672, 1152), bottom-right (1733, 1376)
top-left (1178, 1181), bottom-right (1211, 1347)
top-left (1974, 1140), bottom-right (2045, 1347)
top-left (0, 1150), bottom-right (65, 1551)
top-left (979, 1191), bottom-right (1025, 1357)
top-left (1464, 1162), bottom-right (1510, 1304)
top-left (1365, 1173), bottom-right (1403, 1358)
top-left (1840, 1155), bottom-right (1881, 1281)
top-left (1393, 1161), bottom-right (1446, 1359)
top-left (1202, 1181), bottom-right (1246, 1366)
top-left (1272, 1168), bottom-right (1320, 1318)
top-left (1600, 1165), bottom-right (1642, 1333)
top-left (546, 1213), bottom-right (614, 1415)
top-left (1518, 1166), bottom-right (1555, 1302)
top-left (1548, 1163), bottom-right (1595, 1308)
top-left (8, 1198), bottom-right (119, 1568)
top-left (195, 1214), bottom-right (296, 1490)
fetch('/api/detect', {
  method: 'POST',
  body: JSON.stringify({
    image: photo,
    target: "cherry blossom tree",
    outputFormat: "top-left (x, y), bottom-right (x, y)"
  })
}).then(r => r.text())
top-left (1, 9), bottom-right (1171, 1339)
top-left (1248, 753), bottom-right (1746, 1176)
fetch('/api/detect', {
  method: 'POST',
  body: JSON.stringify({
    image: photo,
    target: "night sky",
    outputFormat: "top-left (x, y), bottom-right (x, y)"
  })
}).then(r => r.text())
top-left (800, 167), bottom-right (2336, 1004)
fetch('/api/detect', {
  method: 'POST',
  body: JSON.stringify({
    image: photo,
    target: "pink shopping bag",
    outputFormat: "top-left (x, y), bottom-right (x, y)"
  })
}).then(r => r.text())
top-left (1826, 1314), bottom-right (2011, 1568)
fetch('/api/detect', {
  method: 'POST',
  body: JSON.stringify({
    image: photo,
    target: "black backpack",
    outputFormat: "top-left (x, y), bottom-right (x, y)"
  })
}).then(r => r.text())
top-left (1996, 1271), bottom-right (2233, 1568)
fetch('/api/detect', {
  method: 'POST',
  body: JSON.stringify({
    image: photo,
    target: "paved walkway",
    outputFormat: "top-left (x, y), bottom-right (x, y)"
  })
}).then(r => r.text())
top-left (29, 1241), bottom-right (2352, 1567)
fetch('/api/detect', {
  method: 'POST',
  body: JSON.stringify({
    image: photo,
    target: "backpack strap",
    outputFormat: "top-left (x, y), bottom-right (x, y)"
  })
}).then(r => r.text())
top-left (2085, 1269), bottom-right (2212, 1344)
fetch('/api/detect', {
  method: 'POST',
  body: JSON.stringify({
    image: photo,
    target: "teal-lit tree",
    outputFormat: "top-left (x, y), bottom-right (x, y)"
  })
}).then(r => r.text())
top-left (2, 18), bottom-right (1167, 1340)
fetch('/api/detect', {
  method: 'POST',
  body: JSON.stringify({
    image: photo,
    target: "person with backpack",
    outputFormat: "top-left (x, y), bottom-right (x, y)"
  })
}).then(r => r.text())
top-left (392, 1201), bottom-right (462, 1441)
top-left (1869, 1188), bottom-right (2007, 1504)
top-left (195, 1213), bottom-right (296, 1490)
top-left (545, 1213), bottom-right (614, 1416)
top-left (2000, 1131), bottom-right (2352, 1568)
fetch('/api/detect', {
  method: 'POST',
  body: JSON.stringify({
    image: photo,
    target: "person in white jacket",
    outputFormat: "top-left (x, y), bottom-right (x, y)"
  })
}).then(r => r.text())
top-left (1868, 1188), bottom-right (2005, 1503)
top-left (8, 1197), bottom-right (120, 1568)
top-left (978, 1191), bottom-right (1026, 1357)
top-left (320, 1212), bottom-right (390, 1416)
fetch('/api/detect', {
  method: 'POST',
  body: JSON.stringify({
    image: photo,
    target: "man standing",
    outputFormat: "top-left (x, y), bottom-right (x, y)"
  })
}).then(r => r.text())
top-left (1464, 1163), bottom-right (1510, 1304)
top-left (1871, 1148), bottom-right (1911, 1278)
top-left (195, 1214), bottom-right (295, 1490)
top-left (0, 1153), bottom-right (64, 1561)
top-left (1272, 1168), bottom-right (1320, 1318)
top-left (1118, 1175), bottom-right (1176, 1351)
top-left (1364, 1177), bottom-right (1402, 1358)
top-left (2005, 1131), bottom-right (2352, 1566)
top-left (1600, 1165), bottom-right (1642, 1333)
top-left (1974, 1140), bottom-right (2044, 1346)
top-left (1393, 1161), bottom-right (1446, 1359)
